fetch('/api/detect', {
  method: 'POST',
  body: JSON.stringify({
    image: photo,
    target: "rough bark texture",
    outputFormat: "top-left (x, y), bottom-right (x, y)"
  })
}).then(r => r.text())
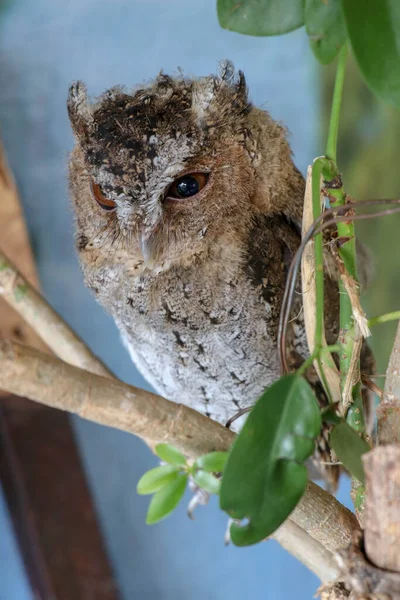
top-left (377, 322), bottom-right (400, 445)
top-left (273, 520), bottom-right (339, 582)
top-left (335, 532), bottom-right (400, 599)
top-left (358, 322), bottom-right (400, 597)
top-left (0, 338), bottom-right (361, 577)
top-left (363, 446), bottom-right (400, 573)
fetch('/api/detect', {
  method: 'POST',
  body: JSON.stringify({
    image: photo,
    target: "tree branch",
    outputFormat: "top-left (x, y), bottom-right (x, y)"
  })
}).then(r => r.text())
top-left (0, 339), bottom-right (360, 579)
top-left (0, 212), bottom-right (360, 581)
top-left (0, 249), bottom-right (112, 378)
top-left (273, 520), bottom-right (339, 582)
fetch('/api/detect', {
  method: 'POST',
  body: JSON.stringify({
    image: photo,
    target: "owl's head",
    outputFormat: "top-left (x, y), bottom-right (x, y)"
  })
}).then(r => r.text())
top-left (68, 62), bottom-right (303, 273)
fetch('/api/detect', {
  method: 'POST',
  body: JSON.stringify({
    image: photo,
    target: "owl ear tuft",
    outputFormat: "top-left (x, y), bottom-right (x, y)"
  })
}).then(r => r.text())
top-left (217, 59), bottom-right (235, 83)
top-left (67, 81), bottom-right (93, 142)
top-left (192, 61), bottom-right (249, 124)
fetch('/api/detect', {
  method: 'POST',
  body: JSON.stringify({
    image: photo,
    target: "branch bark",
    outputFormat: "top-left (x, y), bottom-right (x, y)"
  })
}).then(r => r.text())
top-left (363, 445), bottom-right (400, 573)
top-left (0, 338), bottom-right (360, 581)
top-left (377, 321), bottom-right (400, 444)
top-left (273, 520), bottom-right (339, 582)
top-left (362, 321), bottom-right (400, 581)
top-left (0, 249), bottom-right (112, 378)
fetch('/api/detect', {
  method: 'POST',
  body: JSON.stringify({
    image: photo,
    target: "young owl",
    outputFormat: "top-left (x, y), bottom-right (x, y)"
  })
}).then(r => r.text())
top-left (67, 62), bottom-right (367, 486)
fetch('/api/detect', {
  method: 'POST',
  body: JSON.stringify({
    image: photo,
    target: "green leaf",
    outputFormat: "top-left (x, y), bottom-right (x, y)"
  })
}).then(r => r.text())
top-left (137, 465), bottom-right (180, 495)
top-left (305, 0), bottom-right (347, 65)
top-left (193, 470), bottom-right (221, 495)
top-left (154, 443), bottom-right (186, 466)
top-left (194, 452), bottom-right (228, 473)
top-left (341, 0), bottom-right (400, 108)
top-left (220, 375), bottom-right (321, 546)
top-left (330, 422), bottom-right (371, 483)
top-left (217, 0), bottom-right (304, 37)
top-left (146, 474), bottom-right (187, 524)
top-left (321, 405), bottom-right (341, 424)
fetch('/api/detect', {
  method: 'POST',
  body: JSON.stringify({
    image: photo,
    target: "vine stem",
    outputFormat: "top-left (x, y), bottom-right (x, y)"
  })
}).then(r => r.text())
top-left (322, 45), bottom-right (365, 432)
top-left (368, 311), bottom-right (400, 328)
top-left (325, 44), bottom-right (348, 163)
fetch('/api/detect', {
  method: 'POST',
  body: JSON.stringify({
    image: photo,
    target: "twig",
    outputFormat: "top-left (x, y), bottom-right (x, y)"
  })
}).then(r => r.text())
top-left (0, 249), bottom-right (112, 378)
top-left (0, 339), bottom-right (360, 578)
top-left (368, 310), bottom-right (400, 328)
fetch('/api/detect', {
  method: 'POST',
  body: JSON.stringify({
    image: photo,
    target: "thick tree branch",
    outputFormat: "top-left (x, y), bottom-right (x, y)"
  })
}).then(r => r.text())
top-left (0, 339), bottom-right (360, 579)
top-left (273, 520), bottom-right (339, 582)
top-left (0, 339), bottom-right (233, 457)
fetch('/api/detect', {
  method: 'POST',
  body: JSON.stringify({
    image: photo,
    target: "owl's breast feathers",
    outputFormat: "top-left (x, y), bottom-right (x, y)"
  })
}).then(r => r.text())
top-left (86, 212), bottom-right (306, 426)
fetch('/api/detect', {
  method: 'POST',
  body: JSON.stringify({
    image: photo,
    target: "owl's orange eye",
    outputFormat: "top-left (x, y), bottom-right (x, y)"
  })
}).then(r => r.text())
top-left (167, 173), bottom-right (209, 200)
top-left (90, 180), bottom-right (117, 211)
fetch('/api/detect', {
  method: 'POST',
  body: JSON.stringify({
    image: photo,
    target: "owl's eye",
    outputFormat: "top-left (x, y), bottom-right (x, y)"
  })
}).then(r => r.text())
top-left (90, 180), bottom-right (117, 211)
top-left (167, 173), bottom-right (209, 200)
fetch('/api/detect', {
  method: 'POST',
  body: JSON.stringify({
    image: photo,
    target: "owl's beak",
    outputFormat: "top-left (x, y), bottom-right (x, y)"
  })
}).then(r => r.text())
top-left (138, 228), bottom-right (157, 268)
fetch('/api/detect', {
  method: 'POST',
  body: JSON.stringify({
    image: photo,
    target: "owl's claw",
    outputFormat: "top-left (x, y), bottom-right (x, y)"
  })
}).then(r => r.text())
top-left (187, 477), bottom-right (211, 519)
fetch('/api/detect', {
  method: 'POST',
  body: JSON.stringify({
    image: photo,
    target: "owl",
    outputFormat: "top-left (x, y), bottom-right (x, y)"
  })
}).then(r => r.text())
top-left (67, 62), bottom-right (370, 487)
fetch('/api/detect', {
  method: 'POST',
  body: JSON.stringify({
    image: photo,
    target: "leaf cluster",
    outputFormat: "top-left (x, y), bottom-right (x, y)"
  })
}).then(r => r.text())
top-left (218, 0), bottom-right (400, 108)
top-left (137, 444), bottom-right (228, 524)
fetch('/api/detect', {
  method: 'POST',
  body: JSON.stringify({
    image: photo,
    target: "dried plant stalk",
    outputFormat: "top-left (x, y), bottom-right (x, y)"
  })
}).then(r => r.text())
top-left (301, 165), bottom-right (341, 402)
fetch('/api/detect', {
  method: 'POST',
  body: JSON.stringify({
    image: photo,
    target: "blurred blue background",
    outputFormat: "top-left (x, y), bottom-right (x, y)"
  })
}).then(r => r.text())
top-left (0, 1), bottom-right (359, 599)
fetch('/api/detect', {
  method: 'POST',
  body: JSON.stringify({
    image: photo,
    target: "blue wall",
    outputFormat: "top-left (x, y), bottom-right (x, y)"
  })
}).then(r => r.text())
top-left (0, 2), bottom-right (329, 598)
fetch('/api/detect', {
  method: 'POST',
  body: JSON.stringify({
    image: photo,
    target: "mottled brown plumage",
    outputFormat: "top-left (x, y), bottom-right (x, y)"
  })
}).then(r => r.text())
top-left (67, 62), bottom-right (370, 488)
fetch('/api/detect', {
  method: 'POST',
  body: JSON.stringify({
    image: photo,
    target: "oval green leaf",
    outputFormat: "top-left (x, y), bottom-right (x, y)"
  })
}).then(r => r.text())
top-left (305, 0), bottom-right (347, 65)
top-left (154, 443), bottom-right (187, 466)
top-left (193, 470), bottom-right (221, 495)
top-left (220, 374), bottom-right (321, 546)
top-left (146, 474), bottom-right (187, 525)
top-left (217, 0), bottom-right (304, 37)
top-left (342, 0), bottom-right (400, 107)
top-left (195, 452), bottom-right (229, 473)
top-left (137, 465), bottom-right (180, 495)
top-left (329, 422), bottom-right (371, 483)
